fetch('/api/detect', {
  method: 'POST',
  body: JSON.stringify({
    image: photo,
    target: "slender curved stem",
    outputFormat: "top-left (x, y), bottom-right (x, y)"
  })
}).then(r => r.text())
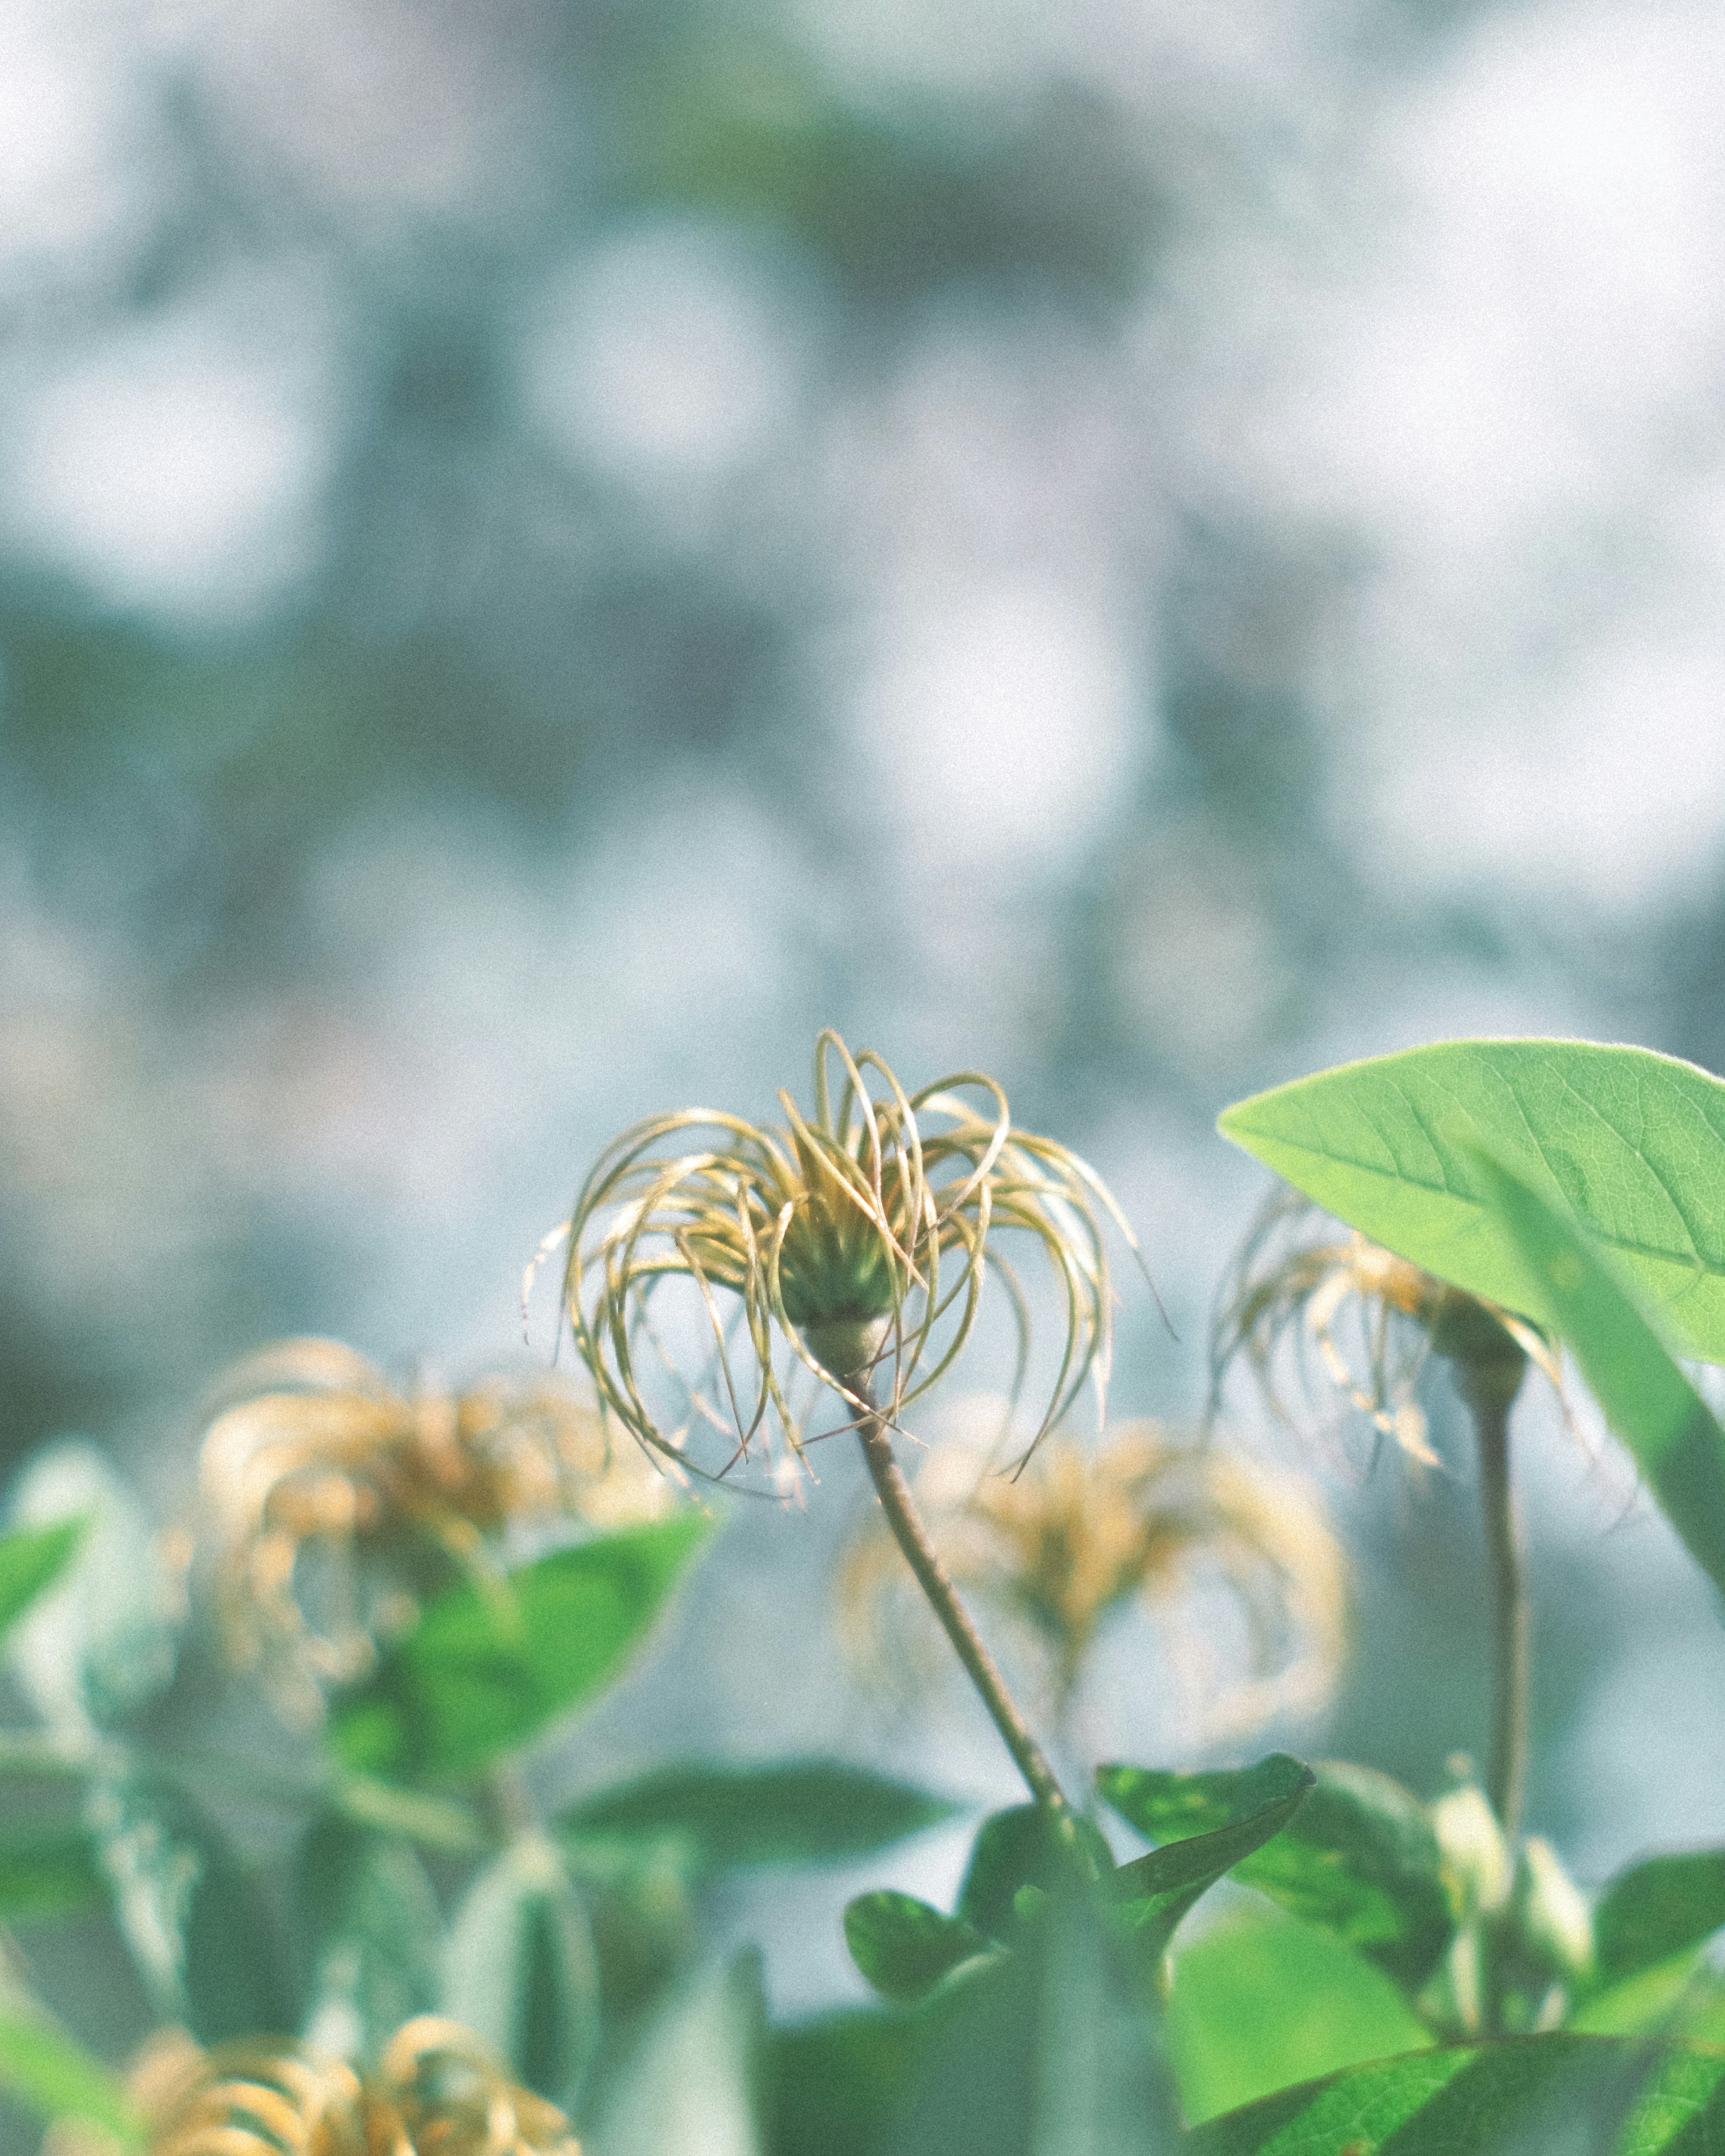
top-left (1471, 1388), bottom-right (1529, 1840)
top-left (845, 1374), bottom-right (1088, 1863)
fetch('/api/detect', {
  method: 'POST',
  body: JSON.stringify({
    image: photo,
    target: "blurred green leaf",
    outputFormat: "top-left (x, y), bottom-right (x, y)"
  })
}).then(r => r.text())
top-left (1463, 1143), bottom-right (1725, 1597)
top-left (560, 1759), bottom-right (958, 1876)
top-left (1101, 1758), bottom-right (1451, 1993)
top-left (85, 1772), bottom-right (296, 2045)
top-left (1168, 1909), bottom-right (1433, 2123)
top-left (1186, 2034), bottom-right (1725, 2156)
top-left (589, 1953), bottom-right (763, 2156)
top-left (7, 1445), bottom-right (178, 1737)
top-left (0, 1519), bottom-right (84, 1644)
top-left (296, 1816), bottom-right (442, 2066)
top-left (1216, 1040), bottom-right (1725, 1362)
top-left (1101, 1754), bottom-right (1316, 1966)
top-left (329, 1515), bottom-right (712, 1781)
top-left (955, 1805), bottom-right (1115, 1944)
top-left (845, 1892), bottom-right (994, 2005)
top-left (892, 1888), bottom-right (1182, 2156)
top-left (1595, 1850), bottom-right (1725, 1988)
top-left (0, 2010), bottom-right (139, 2146)
top-left (0, 1826), bottom-right (107, 1923)
top-left (442, 1834), bottom-right (597, 2108)
top-left (764, 2006), bottom-right (933, 2156)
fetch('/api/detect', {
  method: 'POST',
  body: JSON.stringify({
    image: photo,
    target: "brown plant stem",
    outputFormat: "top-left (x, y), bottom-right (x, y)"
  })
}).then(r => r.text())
top-left (845, 1373), bottom-right (1090, 1866)
top-left (1468, 1381), bottom-right (1529, 1842)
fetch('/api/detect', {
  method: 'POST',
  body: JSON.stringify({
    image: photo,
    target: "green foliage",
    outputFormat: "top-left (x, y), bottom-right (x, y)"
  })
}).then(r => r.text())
top-left (0, 2011), bottom-right (139, 2147)
top-left (1101, 1759), bottom-right (1451, 1993)
top-left (888, 1890), bottom-right (1181, 2156)
top-left (0, 1518), bottom-right (84, 1644)
top-left (1594, 1849), bottom-right (1725, 1988)
top-left (1186, 2035), bottom-right (1725, 2156)
top-left (441, 1834), bottom-right (598, 2107)
top-left (845, 1893), bottom-right (995, 2005)
top-left (329, 1514), bottom-right (712, 1781)
top-left (1103, 1754), bottom-right (1317, 1965)
top-left (1167, 1910), bottom-right (1434, 2123)
top-left (85, 1770), bottom-right (297, 2046)
top-left (1217, 1039), bottom-right (1725, 1361)
top-left (561, 1759), bottom-right (958, 1876)
top-left (765, 2007), bottom-right (935, 2156)
top-left (1464, 1143), bottom-right (1725, 1598)
top-left (955, 1805), bottom-right (1115, 1942)
top-left (7, 1445), bottom-right (179, 1735)
top-left (295, 1816), bottom-right (443, 2064)
top-left (0, 1826), bottom-right (107, 1923)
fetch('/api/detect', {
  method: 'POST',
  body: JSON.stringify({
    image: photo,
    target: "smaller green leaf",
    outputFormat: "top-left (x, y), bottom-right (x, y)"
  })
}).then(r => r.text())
top-left (845, 1892), bottom-right (994, 2005)
top-left (86, 1772), bottom-right (297, 2045)
top-left (1464, 1144), bottom-right (1725, 1600)
top-left (296, 1817), bottom-right (443, 2066)
top-left (892, 1887), bottom-right (1182, 2156)
top-left (765, 2005), bottom-right (934, 2156)
top-left (330, 1514), bottom-right (712, 1781)
top-left (0, 1827), bottom-right (107, 1924)
top-left (1594, 1851), bottom-right (1725, 1989)
top-left (442, 1834), bottom-right (597, 2107)
top-left (0, 1520), bottom-right (84, 1644)
top-left (560, 1760), bottom-right (959, 1876)
top-left (0, 2011), bottom-right (139, 2145)
top-left (1101, 1758), bottom-right (1451, 1992)
top-left (953, 1806), bottom-right (1114, 1944)
top-left (1100, 1753), bottom-right (1317, 1966)
top-left (8, 1447), bottom-right (179, 1737)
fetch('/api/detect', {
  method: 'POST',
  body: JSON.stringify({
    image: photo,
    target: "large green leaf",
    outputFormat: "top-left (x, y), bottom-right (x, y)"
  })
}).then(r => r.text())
top-left (560, 1760), bottom-right (959, 1876)
top-left (1217, 1040), bottom-right (1725, 1362)
top-left (330, 1514), bottom-right (712, 1780)
top-left (1168, 1909), bottom-right (1434, 2124)
top-left (845, 1892), bottom-right (995, 2005)
top-left (1466, 1145), bottom-right (1725, 1599)
top-left (1187, 2035), bottom-right (1725, 2156)
top-left (1100, 1754), bottom-right (1317, 1966)
top-left (0, 2011), bottom-right (139, 2146)
top-left (1595, 1851), bottom-right (1725, 1988)
top-left (0, 1520), bottom-right (84, 1644)
top-left (1101, 1759), bottom-right (1451, 1993)
top-left (86, 1771), bottom-right (297, 2044)
top-left (441, 1834), bottom-right (597, 2107)
top-left (296, 1816), bottom-right (443, 2066)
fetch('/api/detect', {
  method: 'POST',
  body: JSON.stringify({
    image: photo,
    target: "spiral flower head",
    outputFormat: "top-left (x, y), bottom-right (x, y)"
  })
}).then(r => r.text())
top-left (544, 1031), bottom-right (1142, 1482)
top-left (1211, 1190), bottom-right (1561, 1467)
top-left (198, 1337), bottom-right (674, 1717)
top-left (841, 1414), bottom-right (1346, 1730)
top-left (141, 2019), bottom-right (577, 2156)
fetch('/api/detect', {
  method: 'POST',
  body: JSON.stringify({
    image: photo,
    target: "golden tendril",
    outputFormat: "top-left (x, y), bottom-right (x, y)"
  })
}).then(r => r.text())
top-left (539, 1030), bottom-right (1145, 1482)
top-left (198, 1338), bottom-right (675, 1716)
top-left (1210, 1189), bottom-right (1562, 1466)
top-left (841, 1413), bottom-right (1346, 1733)
top-left (142, 2019), bottom-right (578, 2156)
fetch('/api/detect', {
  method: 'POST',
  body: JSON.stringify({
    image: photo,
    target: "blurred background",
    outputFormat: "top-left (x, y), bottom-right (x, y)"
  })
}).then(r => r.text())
top-left (6, 0), bottom-right (1725, 2036)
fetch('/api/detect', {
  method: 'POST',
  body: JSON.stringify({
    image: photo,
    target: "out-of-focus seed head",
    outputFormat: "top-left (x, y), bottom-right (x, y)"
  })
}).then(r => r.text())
top-left (198, 1337), bottom-right (675, 1720)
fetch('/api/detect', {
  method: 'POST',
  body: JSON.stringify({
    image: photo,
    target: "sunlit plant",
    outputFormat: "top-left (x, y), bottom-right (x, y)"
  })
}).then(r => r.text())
top-left (547, 1029), bottom-right (1147, 1847)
